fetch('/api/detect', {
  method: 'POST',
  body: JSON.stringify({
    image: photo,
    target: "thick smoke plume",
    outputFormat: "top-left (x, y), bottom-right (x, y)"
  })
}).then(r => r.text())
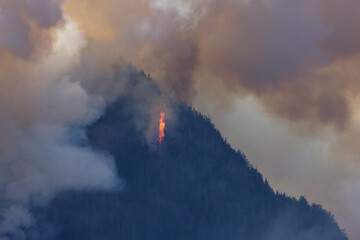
top-left (2, 0), bottom-right (360, 239)
top-left (62, 0), bottom-right (360, 238)
top-left (0, 1), bottom-right (119, 238)
top-left (64, 0), bottom-right (360, 129)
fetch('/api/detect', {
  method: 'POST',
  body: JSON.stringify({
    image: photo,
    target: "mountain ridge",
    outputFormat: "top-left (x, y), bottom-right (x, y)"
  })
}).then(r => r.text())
top-left (29, 66), bottom-right (347, 240)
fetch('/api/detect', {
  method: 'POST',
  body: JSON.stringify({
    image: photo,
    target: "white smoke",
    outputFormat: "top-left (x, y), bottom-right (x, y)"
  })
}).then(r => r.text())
top-left (1, 0), bottom-right (360, 239)
top-left (0, 6), bottom-right (119, 238)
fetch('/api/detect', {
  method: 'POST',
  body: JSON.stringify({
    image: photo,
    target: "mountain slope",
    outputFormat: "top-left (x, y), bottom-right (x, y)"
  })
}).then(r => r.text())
top-left (31, 67), bottom-right (347, 240)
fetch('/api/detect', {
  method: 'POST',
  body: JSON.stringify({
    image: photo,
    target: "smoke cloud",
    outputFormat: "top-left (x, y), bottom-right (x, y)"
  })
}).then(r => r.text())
top-left (0, 0), bottom-right (63, 59)
top-left (0, 2), bottom-right (119, 238)
top-left (61, 0), bottom-right (360, 238)
top-left (61, 0), bottom-right (360, 129)
top-left (2, 0), bottom-right (360, 238)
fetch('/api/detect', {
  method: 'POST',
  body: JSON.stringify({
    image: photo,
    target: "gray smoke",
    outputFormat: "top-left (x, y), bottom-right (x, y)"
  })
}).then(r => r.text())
top-left (0, 2), bottom-right (120, 238)
top-left (2, 0), bottom-right (360, 239)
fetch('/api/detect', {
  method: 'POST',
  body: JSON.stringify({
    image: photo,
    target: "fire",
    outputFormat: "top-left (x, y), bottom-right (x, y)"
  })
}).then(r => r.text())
top-left (158, 111), bottom-right (166, 144)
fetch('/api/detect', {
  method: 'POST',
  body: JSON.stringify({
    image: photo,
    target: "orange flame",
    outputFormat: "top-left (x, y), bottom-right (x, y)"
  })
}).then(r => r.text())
top-left (158, 111), bottom-right (166, 144)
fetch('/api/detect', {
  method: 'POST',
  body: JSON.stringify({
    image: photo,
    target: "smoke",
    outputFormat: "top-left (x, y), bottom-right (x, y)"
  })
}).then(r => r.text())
top-left (0, 0), bottom-right (63, 59)
top-left (2, 0), bottom-right (360, 238)
top-left (0, 206), bottom-right (33, 240)
top-left (61, 1), bottom-right (360, 237)
top-left (194, 95), bottom-right (359, 238)
top-left (63, 0), bottom-right (360, 129)
top-left (0, 2), bottom-right (119, 238)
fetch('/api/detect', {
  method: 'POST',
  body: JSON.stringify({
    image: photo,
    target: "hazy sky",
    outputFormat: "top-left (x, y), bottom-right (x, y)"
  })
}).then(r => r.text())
top-left (1, 0), bottom-right (360, 238)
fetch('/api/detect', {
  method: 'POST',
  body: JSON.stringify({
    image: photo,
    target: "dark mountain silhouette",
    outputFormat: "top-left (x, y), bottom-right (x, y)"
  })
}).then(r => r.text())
top-left (29, 66), bottom-right (347, 240)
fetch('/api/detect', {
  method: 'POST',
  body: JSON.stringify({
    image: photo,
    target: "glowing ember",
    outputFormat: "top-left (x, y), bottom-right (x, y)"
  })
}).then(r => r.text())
top-left (158, 111), bottom-right (166, 144)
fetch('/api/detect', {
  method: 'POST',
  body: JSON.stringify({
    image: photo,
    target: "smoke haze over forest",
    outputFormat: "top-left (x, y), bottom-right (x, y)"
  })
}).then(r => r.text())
top-left (0, 0), bottom-right (360, 238)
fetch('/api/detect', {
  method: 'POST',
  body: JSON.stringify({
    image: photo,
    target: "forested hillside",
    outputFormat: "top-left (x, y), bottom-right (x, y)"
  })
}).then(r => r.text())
top-left (30, 67), bottom-right (347, 240)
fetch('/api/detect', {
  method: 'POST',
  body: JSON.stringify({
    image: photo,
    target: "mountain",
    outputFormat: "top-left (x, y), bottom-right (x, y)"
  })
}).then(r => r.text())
top-left (30, 66), bottom-right (347, 240)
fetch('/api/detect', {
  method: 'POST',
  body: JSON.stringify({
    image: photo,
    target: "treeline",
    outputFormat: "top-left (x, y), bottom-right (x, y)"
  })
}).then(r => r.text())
top-left (29, 65), bottom-right (347, 240)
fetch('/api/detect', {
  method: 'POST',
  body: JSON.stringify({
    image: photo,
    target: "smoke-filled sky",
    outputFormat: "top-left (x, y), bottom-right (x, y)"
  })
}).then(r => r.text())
top-left (1, 0), bottom-right (360, 239)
